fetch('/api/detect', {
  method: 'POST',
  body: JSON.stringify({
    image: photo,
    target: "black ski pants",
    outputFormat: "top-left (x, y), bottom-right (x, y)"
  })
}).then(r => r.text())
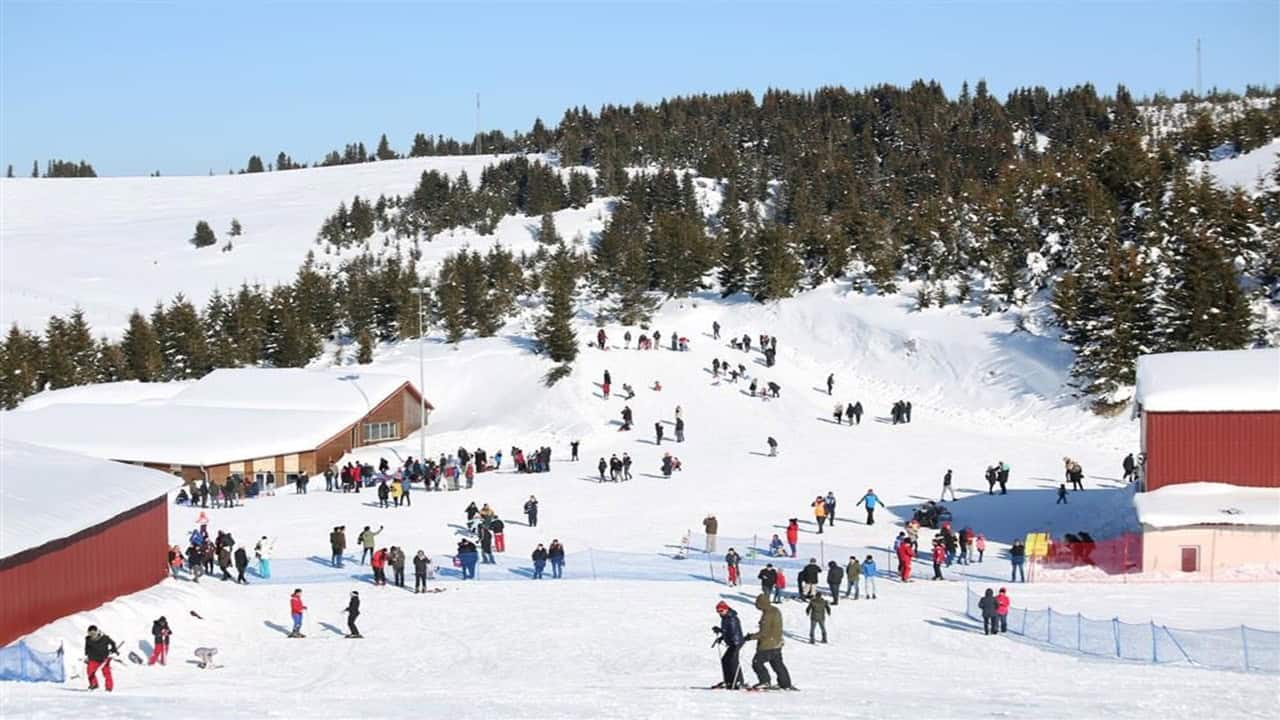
top-left (347, 612), bottom-right (359, 636)
top-left (750, 648), bottom-right (792, 688)
top-left (720, 645), bottom-right (744, 688)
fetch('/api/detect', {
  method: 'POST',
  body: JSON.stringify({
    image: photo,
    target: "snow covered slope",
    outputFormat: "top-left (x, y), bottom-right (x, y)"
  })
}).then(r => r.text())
top-left (0, 154), bottom-right (548, 335)
top-left (1195, 137), bottom-right (1280, 193)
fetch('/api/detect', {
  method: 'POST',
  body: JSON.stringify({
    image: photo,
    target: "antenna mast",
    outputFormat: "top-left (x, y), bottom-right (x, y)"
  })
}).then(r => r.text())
top-left (1195, 38), bottom-right (1202, 97)
top-left (475, 92), bottom-right (481, 155)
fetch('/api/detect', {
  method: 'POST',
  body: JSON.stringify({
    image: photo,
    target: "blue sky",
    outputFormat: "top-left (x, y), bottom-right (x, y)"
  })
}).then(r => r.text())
top-left (2, 0), bottom-right (1276, 176)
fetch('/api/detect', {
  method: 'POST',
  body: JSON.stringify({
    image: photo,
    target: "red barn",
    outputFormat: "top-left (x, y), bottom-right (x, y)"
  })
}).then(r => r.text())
top-left (1134, 349), bottom-right (1280, 491)
top-left (0, 440), bottom-right (178, 646)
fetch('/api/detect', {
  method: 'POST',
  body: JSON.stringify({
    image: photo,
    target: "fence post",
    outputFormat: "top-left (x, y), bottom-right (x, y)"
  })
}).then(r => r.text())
top-left (708, 555), bottom-right (716, 583)
top-left (1150, 621), bottom-right (1157, 662)
top-left (1113, 618), bottom-right (1121, 658)
top-left (1241, 625), bottom-right (1250, 672)
top-left (1163, 625), bottom-right (1193, 665)
top-left (1077, 612), bottom-right (1083, 651)
top-left (820, 539), bottom-right (825, 565)
top-left (589, 548), bottom-right (598, 580)
top-left (1047, 607), bottom-right (1053, 645)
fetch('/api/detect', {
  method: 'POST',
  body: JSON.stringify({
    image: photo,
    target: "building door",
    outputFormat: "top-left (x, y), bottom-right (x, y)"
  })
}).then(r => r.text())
top-left (1180, 546), bottom-right (1199, 573)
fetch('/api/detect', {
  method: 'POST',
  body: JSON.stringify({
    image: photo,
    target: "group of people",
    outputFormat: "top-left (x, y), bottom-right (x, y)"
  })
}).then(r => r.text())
top-left (890, 400), bottom-right (913, 425)
top-left (599, 327), bottom-right (691, 352)
top-left (599, 453), bottom-right (634, 482)
top-left (830, 400), bottom-right (864, 425)
top-left (173, 517), bottom-right (271, 584)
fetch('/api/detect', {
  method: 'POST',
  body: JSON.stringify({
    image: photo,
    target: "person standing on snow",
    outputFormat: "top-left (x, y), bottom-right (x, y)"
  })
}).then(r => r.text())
top-left (997, 461), bottom-right (1010, 494)
top-left (524, 496), bottom-right (539, 527)
top-left (1057, 483), bottom-right (1069, 504)
top-left (83, 625), bottom-right (119, 691)
top-left (234, 546), bottom-right (249, 584)
top-left (391, 546), bottom-right (407, 587)
top-left (824, 492), bottom-right (837, 524)
top-left (995, 588), bottom-right (1011, 633)
top-left (479, 525), bottom-right (495, 564)
top-left (758, 564), bottom-right (777, 596)
top-left (826, 561), bottom-right (844, 604)
top-left (767, 436), bottom-right (778, 456)
top-left (851, 401), bottom-right (863, 425)
top-left (329, 526), bottom-right (345, 567)
top-left (703, 514), bottom-right (719, 553)
top-left (531, 544), bottom-right (548, 579)
top-left (744, 594), bottom-right (793, 690)
top-left (371, 547), bottom-right (389, 585)
top-left (491, 516), bottom-right (506, 553)
top-left (548, 539), bottom-right (566, 578)
top-left (675, 416), bottom-right (685, 443)
top-left (941, 469), bottom-right (955, 501)
top-left (1009, 540), bottom-right (1026, 582)
top-left (570, 440), bottom-right (580, 462)
top-left (357, 526), bottom-right (380, 565)
top-left (978, 588), bottom-right (998, 635)
top-left (255, 537), bottom-right (273, 579)
top-left (288, 589), bottom-right (307, 637)
top-left (342, 591), bottom-right (362, 638)
top-left (862, 555), bottom-right (878, 599)
top-left (725, 548), bottom-right (742, 586)
top-left (931, 539), bottom-right (945, 580)
top-left (805, 592), bottom-right (831, 644)
top-left (799, 558), bottom-right (821, 600)
top-left (602, 368), bottom-right (612, 398)
top-left (712, 321), bottom-right (721, 340)
top-left (413, 551), bottom-right (431, 592)
top-left (1123, 453), bottom-right (1136, 483)
top-left (897, 537), bottom-right (915, 582)
top-left (826, 373), bottom-right (834, 395)
top-left (844, 556), bottom-right (861, 599)
top-left (456, 539), bottom-right (479, 580)
top-left (785, 519), bottom-right (799, 557)
top-left (812, 496), bottom-right (828, 534)
top-left (655, 422), bottom-right (664, 445)
top-left (975, 533), bottom-right (987, 563)
top-left (147, 616), bottom-right (171, 666)
top-left (857, 489), bottom-right (884, 525)
top-left (711, 600), bottom-right (745, 689)
top-left (622, 453), bottom-right (633, 481)
top-left (598, 457), bottom-right (608, 482)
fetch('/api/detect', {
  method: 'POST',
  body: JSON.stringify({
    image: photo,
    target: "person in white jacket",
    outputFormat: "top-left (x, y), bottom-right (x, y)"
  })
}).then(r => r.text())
top-left (254, 537), bottom-right (274, 579)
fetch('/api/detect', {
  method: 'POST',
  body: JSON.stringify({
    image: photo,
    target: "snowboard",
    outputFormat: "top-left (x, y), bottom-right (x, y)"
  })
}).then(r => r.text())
top-left (127, 651), bottom-right (144, 665)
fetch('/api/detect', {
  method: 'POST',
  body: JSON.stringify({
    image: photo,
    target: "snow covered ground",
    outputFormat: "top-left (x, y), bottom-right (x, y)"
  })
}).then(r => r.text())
top-left (1195, 137), bottom-right (1279, 193)
top-left (6, 282), bottom-right (1279, 717)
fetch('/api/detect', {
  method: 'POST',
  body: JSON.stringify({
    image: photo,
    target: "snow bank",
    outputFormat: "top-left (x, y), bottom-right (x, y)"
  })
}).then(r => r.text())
top-left (1135, 349), bottom-right (1280, 412)
top-left (0, 439), bottom-right (179, 558)
top-left (1134, 482), bottom-right (1280, 529)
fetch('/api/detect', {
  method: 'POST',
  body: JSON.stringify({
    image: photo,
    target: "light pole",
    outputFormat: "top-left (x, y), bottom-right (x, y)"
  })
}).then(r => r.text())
top-left (408, 284), bottom-right (428, 483)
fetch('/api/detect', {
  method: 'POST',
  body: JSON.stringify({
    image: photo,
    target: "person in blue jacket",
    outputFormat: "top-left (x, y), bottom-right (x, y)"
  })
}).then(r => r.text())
top-left (861, 554), bottom-right (878, 599)
top-left (857, 489), bottom-right (885, 525)
top-left (711, 601), bottom-right (746, 689)
top-left (456, 539), bottom-right (479, 580)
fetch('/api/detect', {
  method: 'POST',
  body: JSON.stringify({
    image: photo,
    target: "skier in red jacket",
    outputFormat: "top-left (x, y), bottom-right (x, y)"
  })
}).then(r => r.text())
top-left (897, 540), bottom-right (915, 582)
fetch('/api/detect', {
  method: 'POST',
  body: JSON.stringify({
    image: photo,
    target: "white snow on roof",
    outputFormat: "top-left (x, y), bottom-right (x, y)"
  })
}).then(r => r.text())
top-left (1, 403), bottom-right (356, 467)
top-left (1135, 349), bottom-right (1280, 412)
top-left (0, 439), bottom-right (179, 559)
top-left (168, 368), bottom-right (421, 414)
top-left (16, 379), bottom-right (192, 411)
top-left (1135, 482), bottom-right (1280, 529)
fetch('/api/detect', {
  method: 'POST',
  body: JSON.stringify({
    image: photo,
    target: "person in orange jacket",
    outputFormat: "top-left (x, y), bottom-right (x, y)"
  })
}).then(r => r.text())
top-left (995, 588), bottom-right (1011, 633)
top-left (785, 519), bottom-right (799, 557)
top-left (812, 496), bottom-right (828, 534)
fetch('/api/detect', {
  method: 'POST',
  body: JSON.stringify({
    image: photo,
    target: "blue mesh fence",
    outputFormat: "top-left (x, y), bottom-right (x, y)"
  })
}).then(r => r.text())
top-left (965, 587), bottom-right (1279, 673)
top-left (0, 641), bottom-right (65, 683)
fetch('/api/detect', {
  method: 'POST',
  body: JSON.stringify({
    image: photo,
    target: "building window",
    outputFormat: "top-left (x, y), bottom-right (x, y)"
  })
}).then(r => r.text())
top-left (1180, 546), bottom-right (1200, 573)
top-left (363, 421), bottom-right (399, 442)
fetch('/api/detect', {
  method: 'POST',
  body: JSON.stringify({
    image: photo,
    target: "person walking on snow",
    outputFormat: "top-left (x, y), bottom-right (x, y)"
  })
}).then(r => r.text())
top-left (712, 601), bottom-right (745, 689)
top-left (703, 514), bottom-right (718, 553)
top-left (524, 496), bottom-right (538, 527)
top-left (862, 555), bottom-right (878, 599)
top-left (786, 519), bottom-right (799, 557)
top-left (255, 537), bottom-right (272, 579)
top-left (725, 548), bottom-right (742, 586)
top-left (805, 592), bottom-right (831, 644)
top-left (622, 453), bottom-right (633, 481)
top-left (598, 457), bottom-right (608, 482)
top-left (995, 588), bottom-right (1011, 633)
top-left (941, 469), bottom-right (955, 501)
top-left (745, 594), bottom-right (793, 689)
top-left (288, 589), bottom-right (307, 637)
top-left (147, 616), bottom-right (171, 666)
top-left (342, 591), bottom-right (362, 638)
top-left (358, 526), bottom-right (381, 564)
top-left (1123, 453), bottom-right (1137, 483)
top-left (84, 625), bottom-right (119, 691)
top-left (857, 489), bottom-right (884, 525)
top-left (833, 402), bottom-right (844, 424)
top-left (234, 546), bottom-right (249, 584)
top-left (978, 588), bottom-right (998, 635)
top-left (844, 556), bottom-right (861, 599)
top-left (812, 496), bottom-right (828, 533)
top-left (826, 561), bottom-right (844, 604)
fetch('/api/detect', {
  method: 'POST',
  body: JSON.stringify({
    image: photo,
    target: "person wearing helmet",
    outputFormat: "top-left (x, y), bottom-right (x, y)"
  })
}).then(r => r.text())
top-left (711, 601), bottom-right (745, 689)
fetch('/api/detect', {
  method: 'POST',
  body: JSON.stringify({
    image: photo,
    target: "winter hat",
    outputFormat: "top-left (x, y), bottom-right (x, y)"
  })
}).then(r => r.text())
top-left (87, 625), bottom-right (98, 633)
top-left (715, 601), bottom-right (730, 613)
top-left (351, 591), bottom-right (359, 596)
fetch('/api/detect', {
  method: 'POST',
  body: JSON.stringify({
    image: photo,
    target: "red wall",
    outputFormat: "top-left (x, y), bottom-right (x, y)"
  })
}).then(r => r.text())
top-left (1143, 411), bottom-right (1280, 490)
top-left (0, 496), bottom-right (168, 647)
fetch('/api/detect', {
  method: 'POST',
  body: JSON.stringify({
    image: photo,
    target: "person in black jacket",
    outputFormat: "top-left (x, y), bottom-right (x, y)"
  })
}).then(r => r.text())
top-left (978, 588), bottom-right (998, 635)
top-left (826, 561), bottom-right (844, 605)
top-left (758, 564), bottom-right (777, 596)
top-left (524, 495), bottom-right (539, 526)
top-left (234, 546), bottom-right (249, 584)
top-left (84, 625), bottom-right (119, 691)
top-left (342, 591), bottom-right (361, 638)
top-left (712, 601), bottom-right (746, 689)
top-left (413, 551), bottom-right (430, 593)
top-left (479, 526), bottom-right (495, 564)
top-left (531, 544), bottom-right (548, 579)
top-left (799, 559), bottom-right (822, 599)
top-left (547, 540), bottom-right (566, 578)
top-left (147, 617), bottom-right (171, 665)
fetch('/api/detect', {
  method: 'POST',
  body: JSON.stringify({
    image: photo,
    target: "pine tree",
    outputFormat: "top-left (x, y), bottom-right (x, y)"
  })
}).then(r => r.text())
top-left (0, 324), bottom-right (44, 408)
top-left (93, 339), bottom-right (128, 383)
top-left (748, 223), bottom-right (802, 302)
top-left (190, 220), bottom-right (217, 248)
top-left (157, 295), bottom-right (211, 379)
top-left (536, 244), bottom-right (579, 368)
top-left (122, 310), bottom-right (165, 381)
top-left (434, 270), bottom-right (467, 344)
top-left (5, 165), bottom-right (12, 178)
top-left (229, 218), bottom-right (243, 236)
top-left (356, 329), bottom-right (374, 364)
top-left (246, 155), bottom-right (265, 173)
top-left (650, 211), bottom-right (714, 296)
top-left (717, 190), bottom-right (751, 296)
top-left (536, 213), bottom-right (561, 245)
top-left (31, 160), bottom-right (38, 178)
top-left (375, 133), bottom-right (397, 161)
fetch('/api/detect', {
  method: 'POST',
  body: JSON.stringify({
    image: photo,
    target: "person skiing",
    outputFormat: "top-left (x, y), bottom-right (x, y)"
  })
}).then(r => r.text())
top-left (1122, 452), bottom-right (1136, 483)
top-left (857, 489), bottom-right (884, 525)
top-left (548, 539), bottom-right (566, 578)
top-left (812, 496), bottom-right (828, 534)
top-left (1057, 483), bottom-right (1069, 504)
top-left (84, 625), bottom-right (119, 691)
top-left (862, 555), bottom-right (878, 599)
top-left (995, 588), bottom-right (1011, 633)
top-left (785, 519), bottom-right (799, 557)
top-left (766, 436), bottom-right (778, 457)
top-left (897, 537), bottom-right (915, 582)
top-left (978, 588), bottom-right (998, 635)
top-left (255, 536), bottom-right (272, 579)
top-left (147, 616), bottom-right (171, 666)
top-left (1009, 540), bottom-right (1026, 582)
top-left (805, 592), bottom-right (831, 644)
top-left (531, 544), bottom-right (548, 579)
top-left (941, 469), bottom-right (955, 501)
top-left (358, 525), bottom-right (380, 564)
top-left (744, 594), bottom-right (793, 690)
top-left (845, 556), bottom-right (861, 599)
top-left (799, 558), bottom-right (821, 600)
top-left (711, 601), bottom-right (745, 689)
top-left (342, 591), bottom-right (362, 638)
top-left (288, 589), bottom-right (307, 637)
top-left (826, 373), bottom-right (834, 395)
top-left (703, 514), bottom-right (718, 553)
top-left (725, 548), bottom-right (742, 586)
top-left (524, 495), bottom-right (538, 527)
top-left (826, 561), bottom-right (844, 604)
